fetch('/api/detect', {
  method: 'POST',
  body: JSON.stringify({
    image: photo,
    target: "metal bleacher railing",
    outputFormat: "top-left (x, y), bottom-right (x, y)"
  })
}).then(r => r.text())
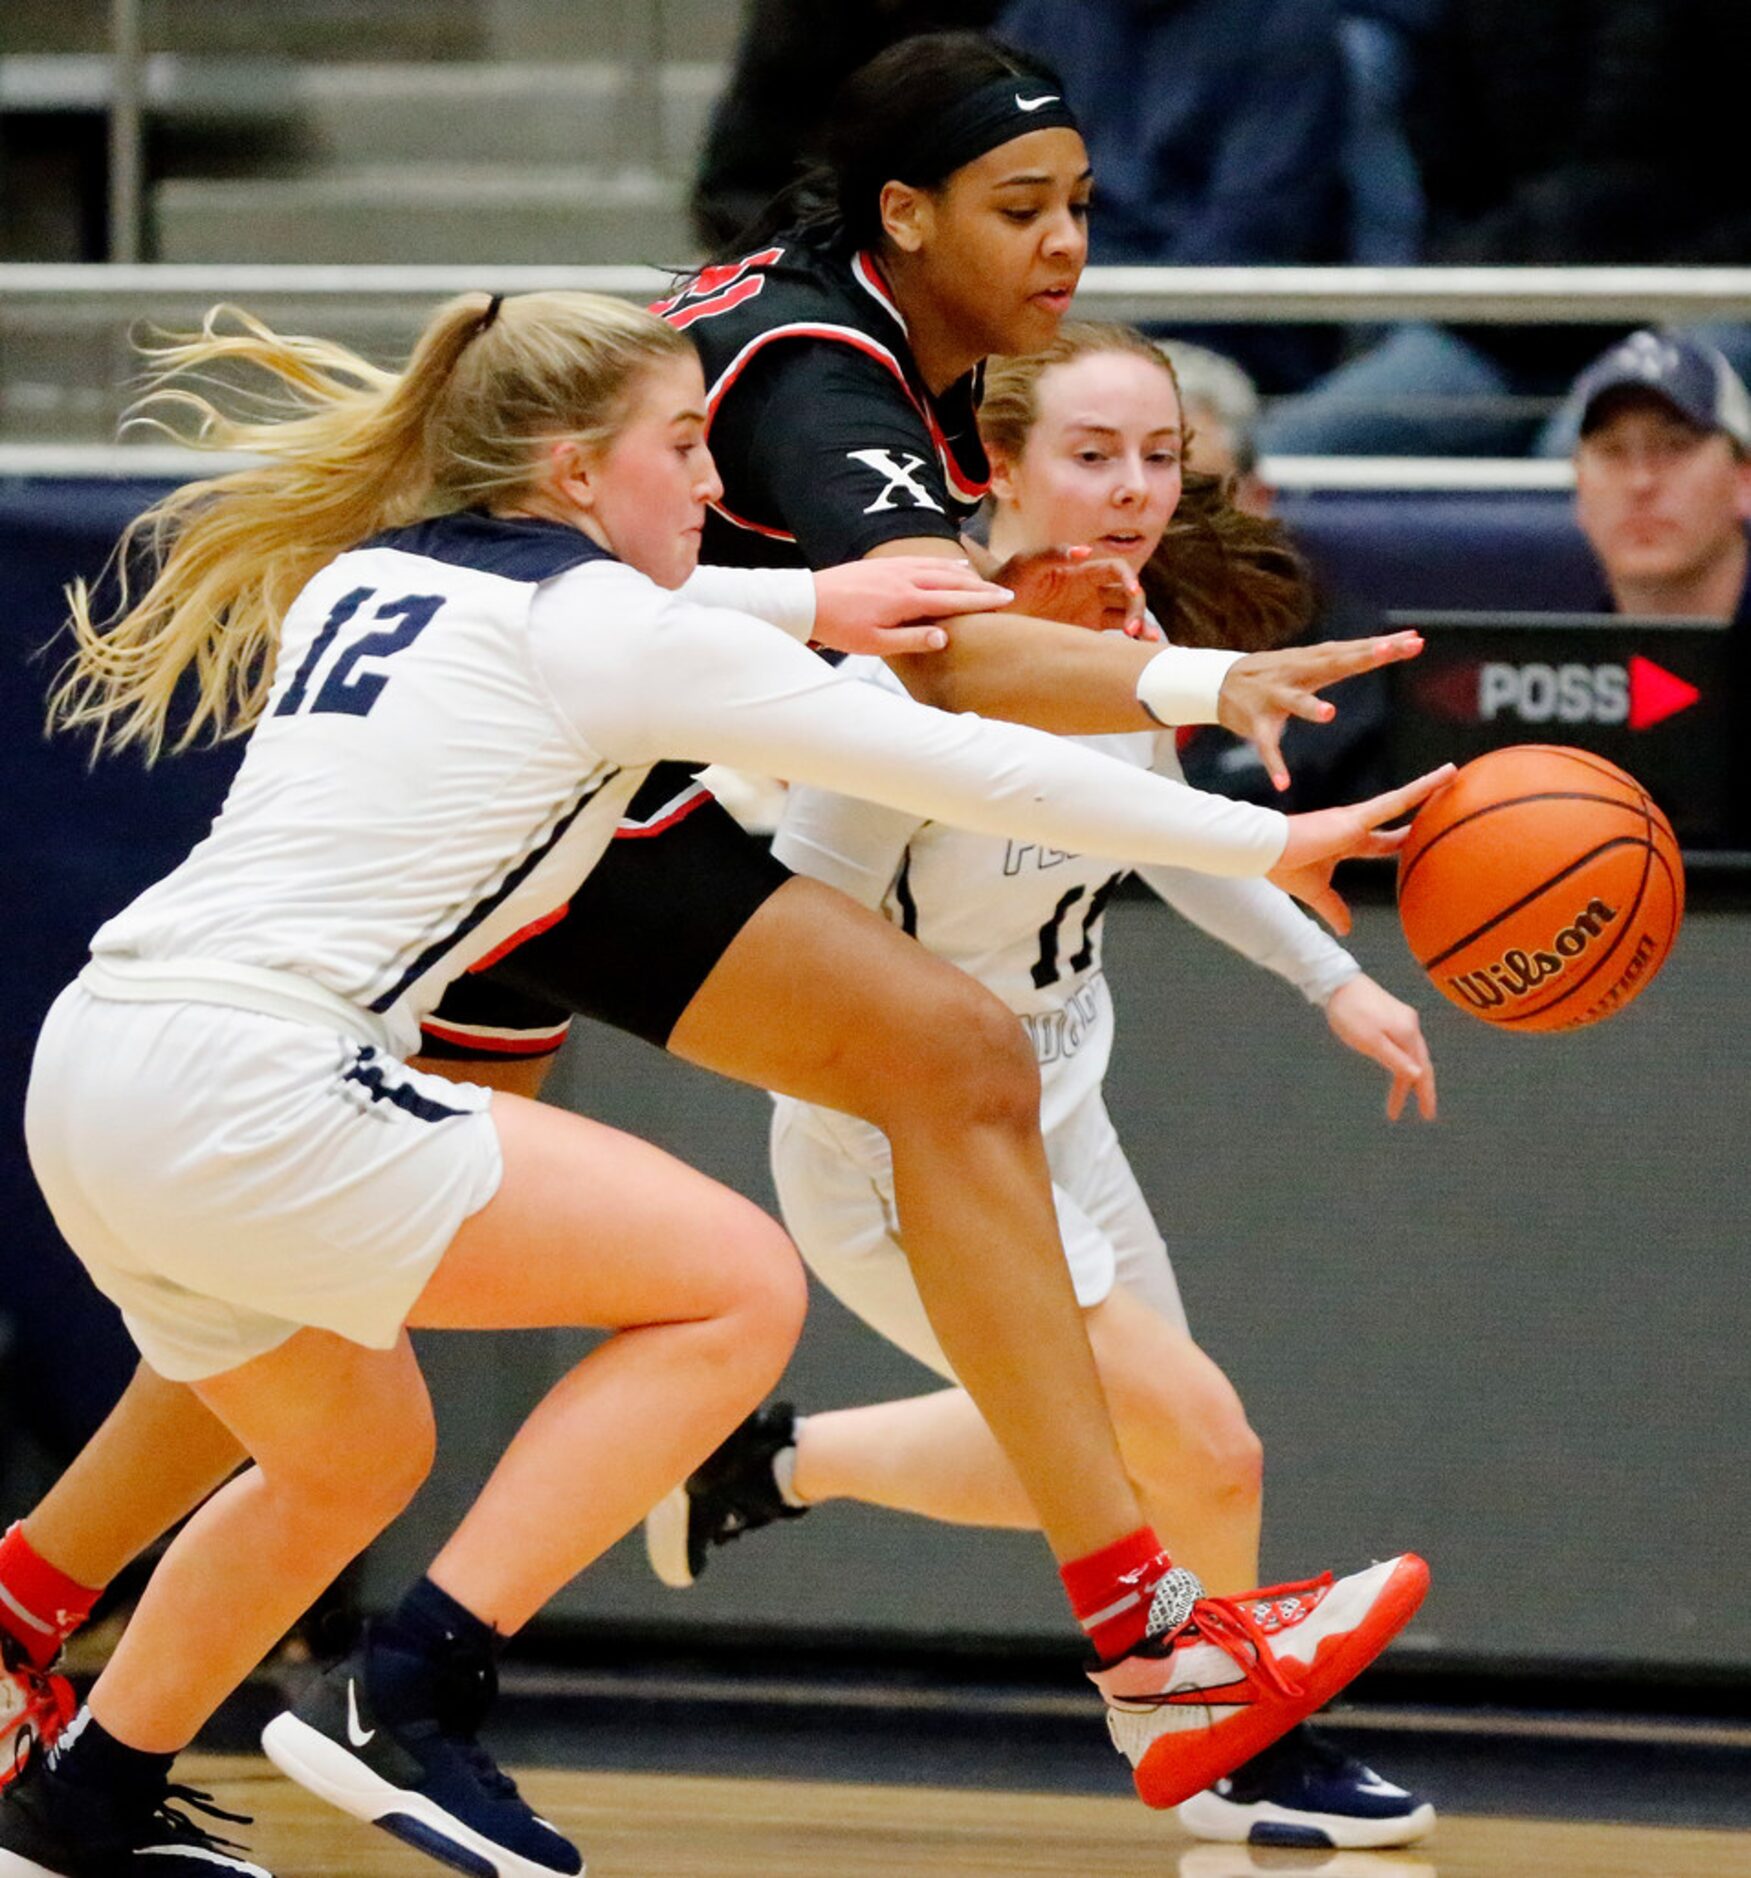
top-left (7, 264), bottom-right (1751, 488)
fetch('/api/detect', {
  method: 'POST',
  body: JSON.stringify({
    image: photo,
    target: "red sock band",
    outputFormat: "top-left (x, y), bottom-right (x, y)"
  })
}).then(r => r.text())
top-left (1059, 1526), bottom-right (1173, 1661)
top-left (0, 1523), bottom-right (100, 1668)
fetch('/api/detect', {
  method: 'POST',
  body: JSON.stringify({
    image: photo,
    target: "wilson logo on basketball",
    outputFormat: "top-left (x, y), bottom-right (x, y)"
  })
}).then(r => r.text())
top-left (1446, 897), bottom-right (1618, 1012)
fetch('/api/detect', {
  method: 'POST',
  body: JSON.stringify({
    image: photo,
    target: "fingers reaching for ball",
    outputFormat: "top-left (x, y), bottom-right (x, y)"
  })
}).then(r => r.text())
top-left (1275, 764), bottom-right (1456, 874)
top-left (1350, 764), bottom-right (1459, 837)
top-left (1325, 975), bottom-right (1437, 1122)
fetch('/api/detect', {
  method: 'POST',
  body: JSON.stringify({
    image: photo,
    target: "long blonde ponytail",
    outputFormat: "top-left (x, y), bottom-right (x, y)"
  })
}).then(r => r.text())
top-left (53, 291), bottom-right (689, 760)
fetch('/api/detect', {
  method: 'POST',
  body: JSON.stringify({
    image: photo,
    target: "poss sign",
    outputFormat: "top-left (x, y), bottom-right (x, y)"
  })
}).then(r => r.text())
top-left (1475, 655), bottom-right (1699, 730)
top-left (1385, 612), bottom-right (1733, 845)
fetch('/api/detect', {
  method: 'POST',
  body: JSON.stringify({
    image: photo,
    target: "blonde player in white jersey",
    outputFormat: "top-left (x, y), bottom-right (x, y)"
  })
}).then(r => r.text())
top-left (3, 296), bottom-right (1443, 1878)
top-left (648, 325), bottom-right (1440, 1852)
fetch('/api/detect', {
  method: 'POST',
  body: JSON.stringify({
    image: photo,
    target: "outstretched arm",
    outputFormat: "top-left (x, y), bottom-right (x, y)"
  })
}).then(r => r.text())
top-left (534, 564), bottom-right (1451, 901)
top-left (711, 343), bottom-right (1422, 774)
top-left (868, 536), bottom-right (1422, 786)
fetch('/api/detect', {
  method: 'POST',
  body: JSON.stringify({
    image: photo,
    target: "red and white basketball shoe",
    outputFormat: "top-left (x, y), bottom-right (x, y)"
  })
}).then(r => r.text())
top-left (1091, 1554), bottom-right (1429, 1810)
top-left (0, 1634), bottom-right (76, 1790)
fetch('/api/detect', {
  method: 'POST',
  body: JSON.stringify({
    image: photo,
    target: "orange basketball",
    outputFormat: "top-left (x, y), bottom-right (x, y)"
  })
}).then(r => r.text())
top-left (1397, 745), bottom-right (1684, 1032)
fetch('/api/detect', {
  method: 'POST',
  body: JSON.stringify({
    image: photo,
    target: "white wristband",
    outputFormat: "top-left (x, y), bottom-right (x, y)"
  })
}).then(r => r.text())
top-left (1136, 646), bottom-right (1244, 726)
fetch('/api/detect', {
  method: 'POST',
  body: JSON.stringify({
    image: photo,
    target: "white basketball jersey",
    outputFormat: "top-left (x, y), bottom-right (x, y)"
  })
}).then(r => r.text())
top-left (773, 653), bottom-right (1358, 1155)
top-left (886, 747), bottom-right (1155, 1125)
top-left (777, 657), bottom-right (1159, 1129)
top-left (95, 520), bottom-right (1292, 1061)
top-left (93, 516), bottom-right (644, 1053)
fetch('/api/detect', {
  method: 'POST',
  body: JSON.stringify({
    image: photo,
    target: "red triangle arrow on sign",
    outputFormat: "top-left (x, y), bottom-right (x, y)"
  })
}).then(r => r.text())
top-left (1628, 654), bottom-right (1701, 730)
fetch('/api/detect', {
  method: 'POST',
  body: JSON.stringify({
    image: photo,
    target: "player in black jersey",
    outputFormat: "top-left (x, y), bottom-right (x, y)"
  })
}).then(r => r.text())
top-left (3, 30), bottom-right (1434, 1826)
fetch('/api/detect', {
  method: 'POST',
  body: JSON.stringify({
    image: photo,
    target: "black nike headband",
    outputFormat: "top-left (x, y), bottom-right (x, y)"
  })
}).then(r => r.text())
top-left (900, 77), bottom-right (1082, 186)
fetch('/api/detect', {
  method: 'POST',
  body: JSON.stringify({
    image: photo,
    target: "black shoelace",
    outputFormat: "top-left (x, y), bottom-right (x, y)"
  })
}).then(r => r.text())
top-left (150, 1786), bottom-right (256, 1856)
top-left (450, 1736), bottom-right (522, 1804)
top-left (426, 1647), bottom-right (523, 1806)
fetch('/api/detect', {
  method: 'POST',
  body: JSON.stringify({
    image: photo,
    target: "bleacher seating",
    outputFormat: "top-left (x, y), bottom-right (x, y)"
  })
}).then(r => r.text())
top-left (1279, 491), bottom-right (1599, 612)
top-left (1, 0), bottom-right (734, 267)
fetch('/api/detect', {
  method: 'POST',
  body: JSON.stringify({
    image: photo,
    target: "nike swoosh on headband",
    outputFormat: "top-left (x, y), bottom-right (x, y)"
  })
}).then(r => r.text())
top-left (1015, 93), bottom-right (1061, 112)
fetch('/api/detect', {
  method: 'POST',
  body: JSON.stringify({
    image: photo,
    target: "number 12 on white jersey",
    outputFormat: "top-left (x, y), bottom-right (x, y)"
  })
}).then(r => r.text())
top-left (275, 586), bottom-right (446, 720)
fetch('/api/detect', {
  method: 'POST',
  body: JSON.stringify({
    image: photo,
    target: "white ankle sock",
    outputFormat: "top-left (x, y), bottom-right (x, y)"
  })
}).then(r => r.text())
top-left (773, 1420), bottom-right (808, 1507)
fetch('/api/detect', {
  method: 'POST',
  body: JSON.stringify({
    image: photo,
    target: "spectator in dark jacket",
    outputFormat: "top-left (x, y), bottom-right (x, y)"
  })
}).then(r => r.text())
top-left (997, 0), bottom-right (1349, 391)
top-left (1338, 0), bottom-right (1444, 266)
top-left (1262, 0), bottom-right (1751, 455)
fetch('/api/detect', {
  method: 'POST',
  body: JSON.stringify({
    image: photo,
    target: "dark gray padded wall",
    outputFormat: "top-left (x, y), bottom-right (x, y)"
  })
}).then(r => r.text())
top-left (363, 898), bottom-right (1751, 1671)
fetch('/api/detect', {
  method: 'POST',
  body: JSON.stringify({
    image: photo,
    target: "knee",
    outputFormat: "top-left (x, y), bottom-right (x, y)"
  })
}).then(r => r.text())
top-left (350, 1408), bottom-right (437, 1529)
top-left (889, 976), bottom-right (1040, 1134)
top-left (383, 1401), bottom-right (440, 1515)
top-left (273, 1401), bottom-right (436, 1535)
top-left (724, 1213), bottom-right (809, 1387)
top-left (1120, 1369), bottom-right (1264, 1516)
top-left (1194, 1413), bottom-right (1265, 1515)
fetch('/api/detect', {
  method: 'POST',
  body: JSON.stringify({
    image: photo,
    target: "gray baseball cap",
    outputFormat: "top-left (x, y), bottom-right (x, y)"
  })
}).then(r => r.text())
top-left (1569, 328), bottom-right (1751, 451)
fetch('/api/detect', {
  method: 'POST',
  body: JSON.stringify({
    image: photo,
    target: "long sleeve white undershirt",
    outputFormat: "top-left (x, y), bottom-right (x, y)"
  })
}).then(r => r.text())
top-left (1133, 734), bottom-right (1360, 1005)
top-left (679, 564), bottom-right (816, 641)
top-left (529, 561), bottom-right (1287, 877)
top-left (770, 654), bottom-right (1358, 1002)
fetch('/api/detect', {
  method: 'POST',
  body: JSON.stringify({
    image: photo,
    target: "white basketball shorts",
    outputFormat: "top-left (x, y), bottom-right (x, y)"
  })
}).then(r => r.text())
top-left (24, 981), bottom-right (502, 1382)
top-left (769, 1082), bottom-right (1187, 1382)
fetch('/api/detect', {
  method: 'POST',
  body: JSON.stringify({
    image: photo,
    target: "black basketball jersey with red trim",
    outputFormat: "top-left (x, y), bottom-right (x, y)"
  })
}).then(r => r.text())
top-left (422, 242), bottom-right (988, 1061)
top-left (654, 242), bottom-right (990, 570)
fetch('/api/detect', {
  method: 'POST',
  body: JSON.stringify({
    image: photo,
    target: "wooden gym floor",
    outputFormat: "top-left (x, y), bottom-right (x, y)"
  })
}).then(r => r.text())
top-left (186, 1754), bottom-right (1750, 1877)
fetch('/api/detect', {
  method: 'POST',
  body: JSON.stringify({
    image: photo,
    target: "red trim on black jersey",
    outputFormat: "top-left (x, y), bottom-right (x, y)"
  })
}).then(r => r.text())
top-left (664, 274), bottom-right (768, 332)
top-left (701, 320), bottom-right (913, 421)
top-left (850, 250), bottom-right (908, 333)
top-left (651, 247), bottom-right (785, 320)
top-left (698, 321), bottom-right (920, 540)
top-left (613, 778), bottom-right (715, 839)
top-left (418, 1017), bottom-right (571, 1057)
top-left (851, 250), bottom-right (988, 504)
top-left (468, 900), bottom-right (573, 973)
top-left (922, 403), bottom-right (990, 506)
top-left (699, 319), bottom-right (988, 522)
top-left (663, 246), bottom-right (989, 539)
top-left (711, 501), bottom-right (798, 543)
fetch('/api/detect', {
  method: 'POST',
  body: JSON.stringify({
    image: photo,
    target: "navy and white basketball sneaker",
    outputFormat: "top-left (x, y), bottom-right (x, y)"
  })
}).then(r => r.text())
top-left (1175, 1722), bottom-right (1435, 1848)
top-left (644, 1401), bottom-right (807, 1588)
top-left (0, 1748), bottom-right (270, 1875)
top-left (260, 1628), bottom-right (581, 1878)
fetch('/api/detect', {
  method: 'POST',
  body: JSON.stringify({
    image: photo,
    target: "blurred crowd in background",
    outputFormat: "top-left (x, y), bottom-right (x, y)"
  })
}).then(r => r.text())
top-left (696, 0), bottom-right (1751, 453)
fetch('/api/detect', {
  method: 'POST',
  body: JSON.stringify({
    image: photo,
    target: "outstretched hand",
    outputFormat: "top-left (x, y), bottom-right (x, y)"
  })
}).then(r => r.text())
top-left (810, 558), bottom-right (1015, 657)
top-left (1219, 633), bottom-right (1426, 792)
top-left (1325, 974), bottom-right (1437, 1122)
top-left (1268, 764), bottom-right (1455, 934)
top-left (989, 544), bottom-right (1149, 637)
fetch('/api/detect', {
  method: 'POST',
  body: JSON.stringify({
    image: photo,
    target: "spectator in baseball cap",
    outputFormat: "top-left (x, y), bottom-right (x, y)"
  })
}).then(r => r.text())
top-left (1569, 329), bottom-right (1751, 624)
top-left (1569, 328), bottom-right (1751, 838)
